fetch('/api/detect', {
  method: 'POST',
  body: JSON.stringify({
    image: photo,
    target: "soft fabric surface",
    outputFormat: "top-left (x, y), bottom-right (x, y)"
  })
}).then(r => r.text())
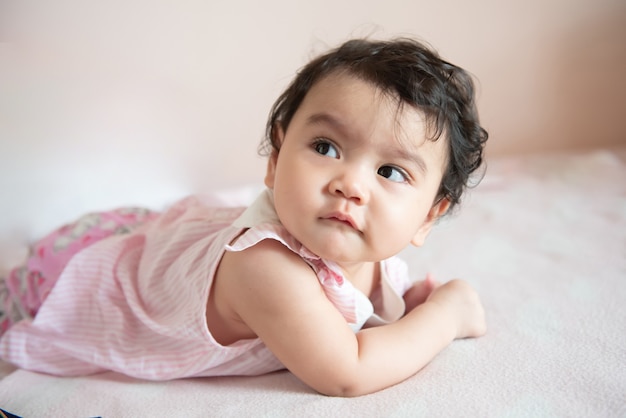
top-left (0, 149), bottom-right (624, 417)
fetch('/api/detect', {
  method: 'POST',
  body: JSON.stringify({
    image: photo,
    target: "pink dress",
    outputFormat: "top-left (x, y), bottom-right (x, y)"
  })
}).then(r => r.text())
top-left (0, 190), bottom-right (413, 379)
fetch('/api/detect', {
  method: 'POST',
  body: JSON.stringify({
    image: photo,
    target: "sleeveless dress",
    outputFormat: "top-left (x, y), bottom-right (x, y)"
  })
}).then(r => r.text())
top-left (0, 190), bottom-right (413, 379)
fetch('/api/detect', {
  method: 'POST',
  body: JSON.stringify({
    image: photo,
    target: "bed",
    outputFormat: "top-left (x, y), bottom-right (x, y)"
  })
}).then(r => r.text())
top-left (0, 149), bottom-right (624, 417)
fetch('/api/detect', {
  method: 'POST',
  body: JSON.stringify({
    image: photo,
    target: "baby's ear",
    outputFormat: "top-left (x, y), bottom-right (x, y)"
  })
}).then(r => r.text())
top-left (264, 125), bottom-right (284, 189)
top-left (410, 198), bottom-right (450, 247)
top-left (264, 149), bottom-right (279, 189)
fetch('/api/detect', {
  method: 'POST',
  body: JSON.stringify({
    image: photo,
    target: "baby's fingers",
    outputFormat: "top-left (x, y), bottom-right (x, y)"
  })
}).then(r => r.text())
top-left (424, 272), bottom-right (441, 290)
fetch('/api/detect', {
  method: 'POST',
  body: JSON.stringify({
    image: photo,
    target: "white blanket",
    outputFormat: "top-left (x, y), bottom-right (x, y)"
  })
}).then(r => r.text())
top-left (0, 149), bottom-right (624, 417)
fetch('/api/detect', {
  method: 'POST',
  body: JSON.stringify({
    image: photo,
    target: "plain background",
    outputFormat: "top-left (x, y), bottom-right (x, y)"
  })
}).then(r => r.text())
top-left (1, 0), bottom-right (625, 259)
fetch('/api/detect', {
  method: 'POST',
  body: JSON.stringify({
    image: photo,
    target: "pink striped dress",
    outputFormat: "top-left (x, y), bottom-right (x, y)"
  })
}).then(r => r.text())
top-left (0, 190), bottom-right (413, 379)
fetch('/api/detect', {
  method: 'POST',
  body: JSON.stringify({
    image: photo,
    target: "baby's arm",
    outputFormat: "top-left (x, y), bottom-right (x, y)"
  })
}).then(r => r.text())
top-left (219, 240), bottom-right (486, 397)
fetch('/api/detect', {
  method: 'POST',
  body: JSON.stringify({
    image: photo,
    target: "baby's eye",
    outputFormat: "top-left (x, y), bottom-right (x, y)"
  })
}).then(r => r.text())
top-left (378, 165), bottom-right (408, 183)
top-left (314, 140), bottom-right (339, 159)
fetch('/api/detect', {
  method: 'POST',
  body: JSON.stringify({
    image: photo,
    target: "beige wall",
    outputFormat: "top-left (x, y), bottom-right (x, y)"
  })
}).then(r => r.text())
top-left (1, 0), bottom-right (625, 249)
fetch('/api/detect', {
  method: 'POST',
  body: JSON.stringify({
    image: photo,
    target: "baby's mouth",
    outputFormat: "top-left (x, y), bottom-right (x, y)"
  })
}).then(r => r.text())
top-left (322, 212), bottom-right (359, 230)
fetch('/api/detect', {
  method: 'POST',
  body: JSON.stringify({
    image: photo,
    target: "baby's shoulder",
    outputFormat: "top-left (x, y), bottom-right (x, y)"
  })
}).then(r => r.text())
top-left (223, 237), bottom-right (314, 282)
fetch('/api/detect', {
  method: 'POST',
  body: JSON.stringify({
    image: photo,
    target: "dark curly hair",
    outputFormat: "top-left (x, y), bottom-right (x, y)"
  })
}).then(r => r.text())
top-left (261, 38), bottom-right (488, 212)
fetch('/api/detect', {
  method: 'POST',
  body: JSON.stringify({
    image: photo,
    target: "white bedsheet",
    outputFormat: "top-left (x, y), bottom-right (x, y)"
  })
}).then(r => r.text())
top-left (0, 149), bottom-right (624, 417)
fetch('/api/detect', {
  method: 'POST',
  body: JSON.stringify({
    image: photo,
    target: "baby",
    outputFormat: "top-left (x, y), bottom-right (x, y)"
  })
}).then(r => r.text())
top-left (0, 37), bottom-right (488, 397)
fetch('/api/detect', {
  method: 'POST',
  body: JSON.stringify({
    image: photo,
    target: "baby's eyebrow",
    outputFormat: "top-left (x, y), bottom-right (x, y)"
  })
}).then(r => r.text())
top-left (388, 145), bottom-right (428, 175)
top-left (306, 112), bottom-right (347, 134)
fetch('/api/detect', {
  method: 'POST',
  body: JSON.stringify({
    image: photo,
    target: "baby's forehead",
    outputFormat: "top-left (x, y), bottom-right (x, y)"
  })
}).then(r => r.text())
top-left (309, 71), bottom-right (431, 122)
top-left (307, 72), bottom-right (437, 137)
top-left (311, 70), bottom-right (396, 100)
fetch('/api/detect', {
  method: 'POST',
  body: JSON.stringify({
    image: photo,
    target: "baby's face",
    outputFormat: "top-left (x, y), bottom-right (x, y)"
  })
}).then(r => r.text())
top-left (265, 72), bottom-right (449, 264)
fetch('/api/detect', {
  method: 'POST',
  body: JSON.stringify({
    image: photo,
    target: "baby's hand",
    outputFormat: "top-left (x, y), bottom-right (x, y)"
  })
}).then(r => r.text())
top-left (403, 273), bottom-right (440, 313)
top-left (426, 279), bottom-right (486, 339)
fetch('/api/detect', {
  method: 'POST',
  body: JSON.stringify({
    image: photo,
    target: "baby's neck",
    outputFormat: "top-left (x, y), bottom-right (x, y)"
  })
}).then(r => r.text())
top-left (339, 261), bottom-right (380, 298)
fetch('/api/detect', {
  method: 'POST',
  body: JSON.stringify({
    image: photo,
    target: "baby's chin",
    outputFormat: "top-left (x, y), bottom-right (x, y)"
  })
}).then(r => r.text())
top-left (301, 239), bottom-right (379, 266)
